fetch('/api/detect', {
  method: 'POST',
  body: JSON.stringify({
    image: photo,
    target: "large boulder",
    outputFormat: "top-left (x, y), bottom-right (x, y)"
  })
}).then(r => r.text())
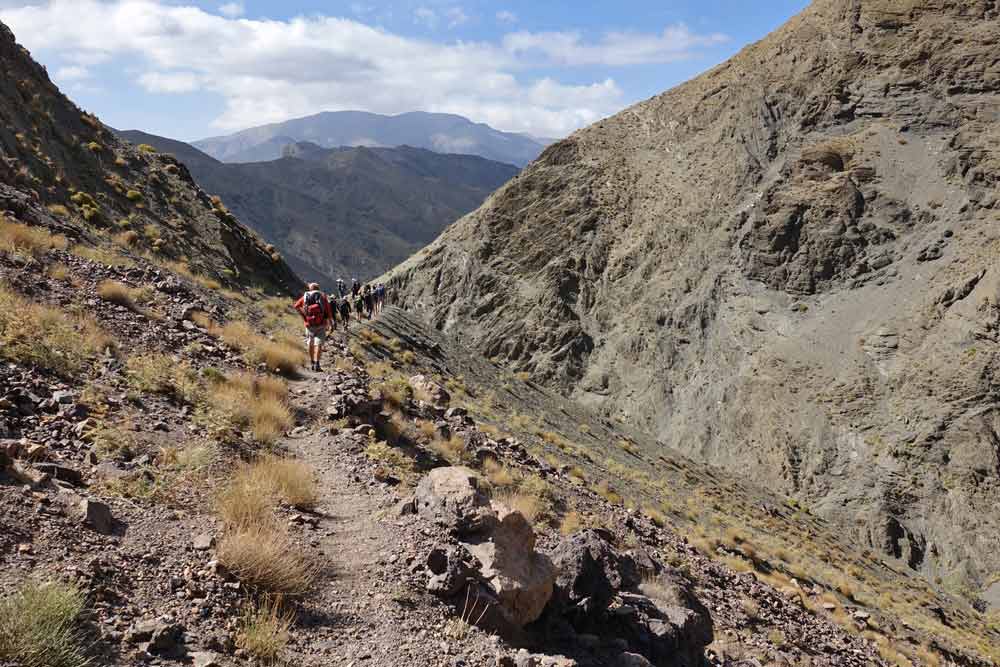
top-left (543, 530), bottom-right (712, 666)
top-left (415, 466), bottom-right (495, 534)
top-left (465, 506), bottom-right (556, 627)
top-left (549, 529), bottom-right (640, 612)
top-left (419, 467), bottom-right (556, 635)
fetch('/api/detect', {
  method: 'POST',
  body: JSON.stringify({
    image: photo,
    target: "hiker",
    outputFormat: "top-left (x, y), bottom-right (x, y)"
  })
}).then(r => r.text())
top-left (337, 293), bottom-right (350, 331)
top-left (293, 282), bottom-right (333, 372)
top-left (351, 278), bottom-right (361, 298)
top-left (354, 289), bottom-right (365, 320)
top-left (375, 283), bottom-right (385, 314)
top-left (363, 284), bottom-right (374, 319)
top-left (337, 278), bottom-right (347, 298)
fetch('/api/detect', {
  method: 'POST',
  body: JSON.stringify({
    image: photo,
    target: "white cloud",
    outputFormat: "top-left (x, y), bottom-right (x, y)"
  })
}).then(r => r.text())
top-left (0, 0), bottom-right (727, 138)
top-left (413, 6), bottom-right (437, 28)
top-left (54, 64), bottom-right (89, 81)
top-left (218, 2), bottom-right (243, 18)
top-left (495, 10), bottom-right (517, 25)
top-left (445, 7), bottom-right (467, 28)
top-left (504, 24), bottom-right (729, 66)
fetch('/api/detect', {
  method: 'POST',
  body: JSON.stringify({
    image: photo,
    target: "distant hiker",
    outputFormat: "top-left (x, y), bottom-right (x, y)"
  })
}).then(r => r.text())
top-left (351, 278), bottom-right (361, 298)
top-left (363, 284), bottom-right (374, 319)
top-left (354, 290), bottom-right (365, 320)
top-left (337, 278), bottom-right (347, 298)
top-left (294, 282), bottom-right (333, 372)
top-left (337, 294), bottom-right (350, 331)
top-left (375, 283), bottom-right (385, 314)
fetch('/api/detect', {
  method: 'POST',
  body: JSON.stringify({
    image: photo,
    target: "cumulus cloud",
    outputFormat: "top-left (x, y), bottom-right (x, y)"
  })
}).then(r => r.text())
top-left (0, 0), bottom-right (727, 138)
top-left (496, 10), bottom-right (517, 25)
top-left (504, 24), bottom-right (729, 66)
top-left (53, 64), bottom-right (89, 81)
top-left (218, 2), bottom-right (243, 18)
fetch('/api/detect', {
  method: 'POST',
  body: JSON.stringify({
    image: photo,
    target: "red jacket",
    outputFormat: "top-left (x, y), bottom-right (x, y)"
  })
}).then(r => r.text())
top-left (294, 291), bottom-right (333, 325)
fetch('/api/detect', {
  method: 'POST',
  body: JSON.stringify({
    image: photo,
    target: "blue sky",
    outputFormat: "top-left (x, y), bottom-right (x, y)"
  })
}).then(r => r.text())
top-left (0, 0), bottom-right (809, 141)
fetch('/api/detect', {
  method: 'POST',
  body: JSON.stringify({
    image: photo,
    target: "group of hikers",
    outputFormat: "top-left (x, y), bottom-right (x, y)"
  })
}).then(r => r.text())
top-left (293, 278), bottom-right (389, 372)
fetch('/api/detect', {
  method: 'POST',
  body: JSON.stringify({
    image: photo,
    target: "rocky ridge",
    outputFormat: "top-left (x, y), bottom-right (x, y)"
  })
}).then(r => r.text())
top-left (385, 0), bottom-right (1000, 602)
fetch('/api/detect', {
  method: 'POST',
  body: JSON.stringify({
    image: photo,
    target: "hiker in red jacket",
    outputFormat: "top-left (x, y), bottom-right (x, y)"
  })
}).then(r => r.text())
top-left (294, 282), bottom-right (334, 372)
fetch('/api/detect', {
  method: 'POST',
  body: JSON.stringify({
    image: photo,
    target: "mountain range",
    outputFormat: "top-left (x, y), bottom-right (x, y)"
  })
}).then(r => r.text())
top-left (118, 130), bottom-right (518, 283)
top-left (194, 110), bottom-right (549, 167)
top-left (387, 0), bottom-right (1000, 605)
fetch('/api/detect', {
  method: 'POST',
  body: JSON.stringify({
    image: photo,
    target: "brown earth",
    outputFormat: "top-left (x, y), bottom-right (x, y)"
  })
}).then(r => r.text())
top-left (385, 0), bottom-right (1000, 605)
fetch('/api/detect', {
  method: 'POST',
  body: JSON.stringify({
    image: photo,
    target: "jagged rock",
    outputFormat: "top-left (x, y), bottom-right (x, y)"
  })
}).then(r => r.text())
top-left (79, 498), bottom-right (114, 534)
top-left (191, 651), bottom-right (221, 667)
top-left (126, 619), bottom-right (185, 658)
top-left (34, 462), bottom-right (83, 486)
top-left (549, 529), bottom-right (640, 611)
top-left (425, 545), bottom-right (477, 597)
top-left (414, 466), bottom-right (494, 534)
top-left (409, 374), bottom-right (450, 407)
top-left (464, 506), bottom-right (556, 627)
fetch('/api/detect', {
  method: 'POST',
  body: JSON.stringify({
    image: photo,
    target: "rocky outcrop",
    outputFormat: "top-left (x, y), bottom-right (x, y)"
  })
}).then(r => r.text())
top-left (542, 530), bottom-right (712, 667)
top-left (415, 466), bottom-right (556, 634)
top-left (386, 0), bottom-right (1000, 595)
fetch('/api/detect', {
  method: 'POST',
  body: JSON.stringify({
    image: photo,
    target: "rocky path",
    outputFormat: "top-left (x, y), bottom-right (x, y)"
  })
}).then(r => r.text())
top-left (277, 351), bottom-right (501, 667)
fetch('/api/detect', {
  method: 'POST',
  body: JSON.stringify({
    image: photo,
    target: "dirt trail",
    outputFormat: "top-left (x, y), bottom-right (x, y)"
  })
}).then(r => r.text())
top-left (276, 353), bottom-right (451, 667)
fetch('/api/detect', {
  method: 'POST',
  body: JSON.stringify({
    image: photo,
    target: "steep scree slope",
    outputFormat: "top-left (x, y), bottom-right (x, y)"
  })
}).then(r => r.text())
top-left (387, 0), bottom-right (1000, 598)
top-left (119, 130), bottom-right (518, 283)
top-left (0, 23), bottom-right (300, 293)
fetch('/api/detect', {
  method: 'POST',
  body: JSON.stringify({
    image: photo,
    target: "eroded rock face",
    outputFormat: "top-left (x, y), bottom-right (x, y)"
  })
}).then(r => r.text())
top-left (415, 465), bottom-right (494, 534)
top-left (387, 0), bottom-right (1000, 591)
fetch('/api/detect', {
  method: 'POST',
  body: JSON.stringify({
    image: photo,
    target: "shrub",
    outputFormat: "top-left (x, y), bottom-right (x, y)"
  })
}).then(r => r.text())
top-left (125, 190), bottom-right (142, 201)
top-left (114, 156), bottom-right (127, 167)
top-left (237, 598), bottom-right (291, 663)
top-left (218, 525), bottom-right (315, 597)
top-left (374, 377), bottom-right (412, 409)
top-left (0, 283), bottom-right (115, 376)
top-left (0, 580), bottom-right (89, 667)
top-left (137, 143), bottom-right (157, 153)
top-left (251, 396), bottom-right (293, 444)
top-left (0, 217), bottom-right (68, 258)
top-left (114, 230), bottom-right (140, 247)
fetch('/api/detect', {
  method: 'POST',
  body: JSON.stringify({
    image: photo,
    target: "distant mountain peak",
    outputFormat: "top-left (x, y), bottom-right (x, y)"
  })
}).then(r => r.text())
top-left (194, 110), bottom-right (548, 167)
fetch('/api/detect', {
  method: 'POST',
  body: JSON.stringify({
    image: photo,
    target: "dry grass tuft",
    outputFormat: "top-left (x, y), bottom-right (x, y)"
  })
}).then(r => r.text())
top-left (126, 354), bottom-right (201, 403)
top-left (201, 372), bottom-right (292, 444)
top-left (0, 216), bottom-right (67, 258)
top-left (483, 458), bottom-right (515, 487)
top-left (217, 525), bottom-right (314, 597)
top-left (237, 598), bottom-right (291, 664)
top-left (493, 490), bottom-right (543, 524)
top-left (216, 321), bottom-right (305, 376)
top-left (0, 283), bottom-right (115, 376)
top-left (97, 279), bottom-right (138, 309)
top-left (430, 434), bottom-right (470, 465)
top-left (559, 510), bottom-right (583, 535)
top-left (0, 580), bottom-right (88, 667)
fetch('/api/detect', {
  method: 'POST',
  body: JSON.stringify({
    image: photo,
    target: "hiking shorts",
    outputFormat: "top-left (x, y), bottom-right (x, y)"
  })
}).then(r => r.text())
top-left (305, 324), bottom-right (327, 344)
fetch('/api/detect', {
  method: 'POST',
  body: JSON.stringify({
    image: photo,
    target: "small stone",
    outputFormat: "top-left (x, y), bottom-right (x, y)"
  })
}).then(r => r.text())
top-left (80, 498), bottom-right (114, 534)
top-left (191, 651), bottom-right (221, 667)
top-left (192, 533), bottom-right (215, 551)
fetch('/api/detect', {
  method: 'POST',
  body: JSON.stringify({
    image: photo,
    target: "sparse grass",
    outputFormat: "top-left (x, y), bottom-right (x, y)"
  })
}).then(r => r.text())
top-left (0, 216), bottom-right (67, 258)
top-left (47, 263), bottom-right (70, 281)
top-left (255, 455), bottom-right (318, 510)
top-left (200, 372), bottom-right (292, 444)
top-left (365, 440), bottom-right (415, 476)
top-left (113, 230), bottom-right (139, 247)
top-left (70, 244), bottom-right (134, 267)
top-left (87, 421), bottom-right (138, 459)
top-left (374, 376), bottom-right (412, 409)
top-left (237, 598), bottom-right (291, 664)
top-left (429, 434), bottom-right (470, 465)
top-left (0, 580), bottom-right (89, 667)
top-left (493, 490), bottom-right (543, 524)
top-left (218, 525), bottom-right (314, 597)
top-left (96, 279), bottom-right (137, 309)
top-left (215, 321), bottom-right (305, 376)
top-left (560, 510), bottom-right (583, 535)
top-left (126, 354), bottom-right (201, 403)
top-left (0, 283), bottom-right (115, 376)
top-left (47, 203), bottom-right (70, 218)
top-left (643, 505), bottom-right (667, 527)
top-left (483, 458), bottom-right (515, 487)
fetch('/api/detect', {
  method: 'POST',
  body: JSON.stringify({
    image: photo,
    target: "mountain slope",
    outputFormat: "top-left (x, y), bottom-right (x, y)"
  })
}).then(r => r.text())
top-left (0, 25), bottom-right (299, 294)
top-left (387, 0), bottom-right (1000, 602)
top-left (194, 110), bottom-right (548, 167)
top-left (120, 130), bottom-right (518, 283)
